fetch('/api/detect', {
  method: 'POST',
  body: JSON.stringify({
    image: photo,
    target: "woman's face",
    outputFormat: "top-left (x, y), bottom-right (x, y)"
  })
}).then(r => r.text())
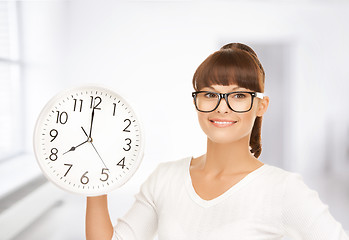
top-left (195, 84), bottom-right (269, 144)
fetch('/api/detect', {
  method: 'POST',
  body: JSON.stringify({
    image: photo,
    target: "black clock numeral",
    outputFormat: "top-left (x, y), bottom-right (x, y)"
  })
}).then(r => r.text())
top-left (50, 129), bottom-right (58, 142)
top-left (73, 98), bottom-right (83, 112)
top-left (113, 103), bottom-right (116, 116)
top-left (80, 171), bottom-right (89, 184)
top-left (49, 148), bottom-right (58, 161)
top-left (123, 138), bottom-right (132, 151)
top-left (56, 111), bottom-right (68, 124)
top-left (90, 96), bottom-right (102, 110)
top-left (64, 164), bottom-right (73, 177)
top-left (100, 168), bottom-right (109, 182)
top-left (123, 119), bottom-right (131, 132)
top-left (117, 157), bottom-right (126, 169)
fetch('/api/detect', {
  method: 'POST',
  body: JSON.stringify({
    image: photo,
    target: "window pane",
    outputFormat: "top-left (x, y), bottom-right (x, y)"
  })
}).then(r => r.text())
top-left (0, 63), bottom-right (21, 159)
top-left (0, 2), bottom-right (21, 160)
top-left (0, 1), bottom-right (19, 60)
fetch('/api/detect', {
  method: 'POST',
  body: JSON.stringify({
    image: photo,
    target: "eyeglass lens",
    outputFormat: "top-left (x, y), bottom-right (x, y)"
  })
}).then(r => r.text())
top-left (195, 92), bottom-right (253, 112)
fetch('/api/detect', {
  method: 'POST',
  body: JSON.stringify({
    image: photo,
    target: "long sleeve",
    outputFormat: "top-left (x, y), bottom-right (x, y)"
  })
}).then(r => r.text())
top-left (111, 165), bottom-right (160, 240)
top-left (282, 173), bottom-right (349, 240)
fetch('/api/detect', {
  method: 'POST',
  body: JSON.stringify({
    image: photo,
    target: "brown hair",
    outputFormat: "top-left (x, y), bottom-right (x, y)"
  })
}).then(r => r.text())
top-left (192, 43), bottom-right (265, 158)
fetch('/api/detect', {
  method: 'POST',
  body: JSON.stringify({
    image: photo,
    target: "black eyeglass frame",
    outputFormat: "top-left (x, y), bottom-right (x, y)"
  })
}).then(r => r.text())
top-left (192, 90), bottom-right (264, 113)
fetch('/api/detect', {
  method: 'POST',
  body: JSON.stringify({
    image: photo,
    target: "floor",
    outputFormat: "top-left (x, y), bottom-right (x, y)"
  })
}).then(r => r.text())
top-left (12, 194), bottom-right (85, 240)
top-left (11, 181), bottom-right (140, 240)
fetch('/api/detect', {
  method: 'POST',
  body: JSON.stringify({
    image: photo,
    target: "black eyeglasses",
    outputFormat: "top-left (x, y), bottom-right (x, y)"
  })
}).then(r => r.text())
top-left (192, 91), bottom-right (264, 113)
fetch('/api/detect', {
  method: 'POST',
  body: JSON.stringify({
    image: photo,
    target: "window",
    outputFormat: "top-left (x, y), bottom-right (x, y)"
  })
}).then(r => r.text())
top-left (0, 2), bottom-right (22, 161)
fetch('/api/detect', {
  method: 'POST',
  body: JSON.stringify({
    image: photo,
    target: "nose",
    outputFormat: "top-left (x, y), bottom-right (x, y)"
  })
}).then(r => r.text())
top-left (216, 96), bottom-right (230, 113)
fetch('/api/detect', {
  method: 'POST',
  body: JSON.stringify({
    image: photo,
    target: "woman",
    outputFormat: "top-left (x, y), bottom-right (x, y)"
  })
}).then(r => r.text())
top-left (86, 43), bottom-right (349, 240)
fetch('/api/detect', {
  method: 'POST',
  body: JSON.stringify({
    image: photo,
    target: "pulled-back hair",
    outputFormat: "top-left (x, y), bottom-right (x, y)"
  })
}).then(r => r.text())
top-left (192, 43), bottom-right (265, 158)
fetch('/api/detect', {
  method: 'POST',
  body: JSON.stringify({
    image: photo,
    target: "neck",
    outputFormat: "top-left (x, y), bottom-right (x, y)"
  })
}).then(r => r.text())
top-left (202, 135), bottom-right (261, 174)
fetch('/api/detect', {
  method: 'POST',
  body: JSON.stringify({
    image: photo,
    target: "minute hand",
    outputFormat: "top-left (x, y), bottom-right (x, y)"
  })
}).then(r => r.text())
top-left (88, 107), bottom-right (95, 138)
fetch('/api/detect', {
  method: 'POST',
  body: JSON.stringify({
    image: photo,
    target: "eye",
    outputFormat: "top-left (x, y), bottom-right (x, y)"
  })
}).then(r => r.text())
top-left (204, 92), bottom-right (218, 99)
top-left (234, 93), bottom-right (246, 98)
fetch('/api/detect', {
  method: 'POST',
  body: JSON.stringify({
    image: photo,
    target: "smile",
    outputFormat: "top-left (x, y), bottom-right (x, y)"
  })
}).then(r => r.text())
top-left (209, 119), bottom-right (237, 128)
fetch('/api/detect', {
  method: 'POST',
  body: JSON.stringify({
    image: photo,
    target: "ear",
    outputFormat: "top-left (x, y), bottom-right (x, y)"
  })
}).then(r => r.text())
top-left (256, 96), bottom-right (269, 117)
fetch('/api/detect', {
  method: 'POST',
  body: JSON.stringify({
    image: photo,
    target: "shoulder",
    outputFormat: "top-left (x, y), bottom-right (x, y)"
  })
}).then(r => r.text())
top-left (265, 165), bottom-right (311, 192)
top-left (152, 156), bottom-right (190, 174)
top-left (142, 156), bottom-right (190, 184)
top-left (263, 165), bottom-right (322, 207)
top-left (260, 164), bottom-right (299, 186)
top-left (256, 164), bottom-right (311, 198)
top-left (148, 156), bottom-right (190, 181)
top-left (138, 156), bottom-right (190, 200)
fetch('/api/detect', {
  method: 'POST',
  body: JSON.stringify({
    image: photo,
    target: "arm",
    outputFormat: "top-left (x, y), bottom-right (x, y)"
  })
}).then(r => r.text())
top-left (282, 173), bottom-right (349, 240)
top-left (86, 164), bottom-right (162, 240)
top-left (112, 164), bottom-right (163, 240)
top-left (86, 195), bottom-right (114, 240)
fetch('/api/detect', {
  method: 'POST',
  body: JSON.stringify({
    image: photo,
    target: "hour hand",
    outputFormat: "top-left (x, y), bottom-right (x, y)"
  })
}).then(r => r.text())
top-left (81, 126), bottom-right (89, 139)
top-left (63, 139), bottom-right (88, 155)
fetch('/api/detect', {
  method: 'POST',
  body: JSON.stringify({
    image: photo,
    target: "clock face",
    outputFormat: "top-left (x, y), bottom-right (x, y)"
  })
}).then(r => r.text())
top-left (33, 85), bottom-right (144, 196)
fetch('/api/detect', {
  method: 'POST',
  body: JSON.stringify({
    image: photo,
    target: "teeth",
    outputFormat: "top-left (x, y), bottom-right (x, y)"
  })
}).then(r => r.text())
top-left (213, 121), bottom-right (234, 124)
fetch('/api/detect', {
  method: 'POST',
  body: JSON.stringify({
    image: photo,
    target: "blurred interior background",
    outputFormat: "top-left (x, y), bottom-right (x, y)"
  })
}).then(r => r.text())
top-left (0, 0), bottom-right (349, 239)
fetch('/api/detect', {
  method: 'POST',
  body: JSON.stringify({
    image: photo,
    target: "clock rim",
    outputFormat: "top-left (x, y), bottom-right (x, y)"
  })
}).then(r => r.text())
top-left (33, 84), bottom-right (145, 196)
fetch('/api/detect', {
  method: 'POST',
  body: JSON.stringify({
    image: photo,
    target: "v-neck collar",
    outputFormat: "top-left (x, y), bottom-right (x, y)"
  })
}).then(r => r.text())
top-left (184, 156), bottom-right (269, 208)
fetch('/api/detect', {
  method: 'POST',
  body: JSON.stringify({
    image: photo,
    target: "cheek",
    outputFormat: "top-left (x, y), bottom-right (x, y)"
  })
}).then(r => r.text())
top-left (197, 112), bottom-right (210, 134)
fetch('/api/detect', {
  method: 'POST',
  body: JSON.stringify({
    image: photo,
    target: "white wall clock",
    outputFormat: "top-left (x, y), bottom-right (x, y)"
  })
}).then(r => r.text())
top-left (33, 85), bottom-right (144, 196)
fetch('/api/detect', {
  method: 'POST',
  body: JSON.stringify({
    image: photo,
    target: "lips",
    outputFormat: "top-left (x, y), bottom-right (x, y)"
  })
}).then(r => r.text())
top-left (209, 119), bottom-right (237, 128)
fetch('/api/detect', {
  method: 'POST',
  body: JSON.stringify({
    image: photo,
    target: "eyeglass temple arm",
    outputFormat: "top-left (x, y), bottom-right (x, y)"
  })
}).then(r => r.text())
top-left (255, 92), bottom-right (265, 99)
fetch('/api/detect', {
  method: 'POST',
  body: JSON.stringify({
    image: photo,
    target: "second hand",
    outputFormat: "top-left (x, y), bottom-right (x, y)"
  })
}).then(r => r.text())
top-left (81, 127), bottom-right (109, 170)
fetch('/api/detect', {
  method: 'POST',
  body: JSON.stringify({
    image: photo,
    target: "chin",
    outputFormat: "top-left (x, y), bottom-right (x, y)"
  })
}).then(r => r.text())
top-left (207, 133), bottom-right (243, 145)
top-left (201, 124), bottom-right (252, 145)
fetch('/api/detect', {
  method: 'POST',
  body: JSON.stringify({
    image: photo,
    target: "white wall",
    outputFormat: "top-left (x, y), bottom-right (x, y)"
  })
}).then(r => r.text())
top-left (58, 0), bottom-right (349, 175)
top-left (21, 0), bottom-right (69, 152)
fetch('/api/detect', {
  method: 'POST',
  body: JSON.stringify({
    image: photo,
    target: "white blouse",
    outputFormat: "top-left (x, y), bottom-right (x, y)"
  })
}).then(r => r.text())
top-left (112, 157), bottom-right (349, 240)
